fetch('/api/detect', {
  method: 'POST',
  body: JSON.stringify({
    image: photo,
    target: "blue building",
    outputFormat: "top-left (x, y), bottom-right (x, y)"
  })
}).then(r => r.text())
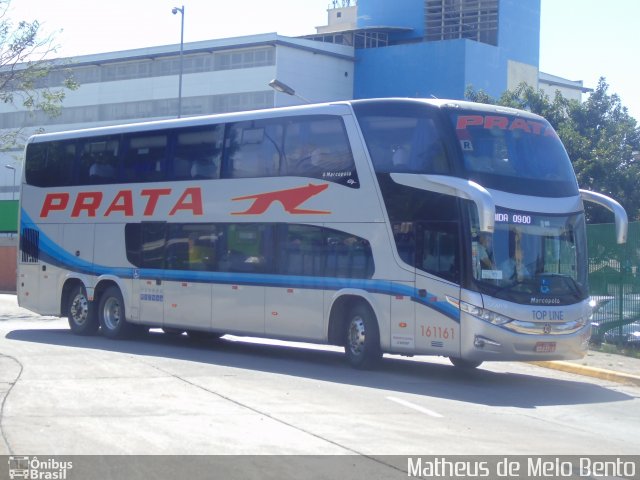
top-left (306, 0), bottom-right (541, 100)
top-left (2, 0), bottom-right (587, 199)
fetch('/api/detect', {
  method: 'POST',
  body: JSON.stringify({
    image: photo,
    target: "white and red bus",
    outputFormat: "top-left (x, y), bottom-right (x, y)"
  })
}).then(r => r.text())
top-left (17, 99), bottom-right (627, 368)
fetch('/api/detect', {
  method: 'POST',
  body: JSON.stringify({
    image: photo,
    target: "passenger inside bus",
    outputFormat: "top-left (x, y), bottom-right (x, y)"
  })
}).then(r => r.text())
top-left (88, 153), bottom-right (116, 182)
top-left (500, 231), bottom-right (529, 282)
top-left (188, 233), bottom-right (216, 270)
top-left (477, 232), bottom-right (495, 269)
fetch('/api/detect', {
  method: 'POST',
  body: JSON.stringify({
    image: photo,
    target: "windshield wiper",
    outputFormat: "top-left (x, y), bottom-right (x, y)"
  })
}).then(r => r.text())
top-left (493, 278), bottom-right (534, 296)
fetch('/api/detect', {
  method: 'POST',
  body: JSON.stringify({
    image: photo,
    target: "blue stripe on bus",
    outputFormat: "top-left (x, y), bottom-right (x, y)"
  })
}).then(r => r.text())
top-left (21, 211), bottom-right (460, 321)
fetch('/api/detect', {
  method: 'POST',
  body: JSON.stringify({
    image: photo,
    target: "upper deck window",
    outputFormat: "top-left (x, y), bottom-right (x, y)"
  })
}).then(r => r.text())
top-left (24, 115), bottom-right (357, 188)
top-left (354, 103), bottom-right (451, 175)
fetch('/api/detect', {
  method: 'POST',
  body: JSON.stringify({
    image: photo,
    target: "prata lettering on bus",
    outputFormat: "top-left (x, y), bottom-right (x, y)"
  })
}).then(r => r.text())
top-left (456, 115), bottom-right (558, 137)
top-left (39, 187), bottom-right (204, 218)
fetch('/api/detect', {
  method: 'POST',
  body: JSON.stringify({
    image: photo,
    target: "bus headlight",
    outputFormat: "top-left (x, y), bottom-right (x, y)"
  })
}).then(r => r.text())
top-left (460, 301), bottom-right (513, 326)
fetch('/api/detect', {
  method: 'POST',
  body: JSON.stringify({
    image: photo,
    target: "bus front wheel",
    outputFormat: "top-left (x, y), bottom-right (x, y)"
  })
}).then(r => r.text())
top-left (344, 303), bottom-right (382, 369)
top-left (449, 357), bottom-right (482, 369)
top-left (66, 285), bottom-right (99, 335)
top-left (98, 286), bottom-right (137, 339)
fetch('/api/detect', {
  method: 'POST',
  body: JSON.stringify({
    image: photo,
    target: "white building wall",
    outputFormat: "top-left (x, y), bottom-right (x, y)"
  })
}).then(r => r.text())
top-left (274, 44), bottom-right (354, 106)
top-left (538, 82), bottom-right (585, 102)
top-left (538, 72), bottom-right (589, 103)
top-left (57, 66), bottom-right (278, 108)
top-left (0, 33), bottom-right (354, 200)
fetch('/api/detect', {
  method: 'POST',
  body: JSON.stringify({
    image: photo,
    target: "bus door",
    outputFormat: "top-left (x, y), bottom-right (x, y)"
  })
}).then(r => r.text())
top-left (412, 221), bottom-right (462, 357)
top-left (132, 222), bottom-right (165, 326)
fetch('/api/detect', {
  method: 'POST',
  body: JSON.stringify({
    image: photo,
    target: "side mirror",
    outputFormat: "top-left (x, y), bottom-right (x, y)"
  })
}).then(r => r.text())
top-left (391, 173), bottom-right (495, 233)
top-left (580, 190), bottom-right (628, 244)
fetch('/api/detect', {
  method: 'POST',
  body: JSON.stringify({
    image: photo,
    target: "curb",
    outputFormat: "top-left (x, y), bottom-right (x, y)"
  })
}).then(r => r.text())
top-left (530, 361), bottom-right (640, 386)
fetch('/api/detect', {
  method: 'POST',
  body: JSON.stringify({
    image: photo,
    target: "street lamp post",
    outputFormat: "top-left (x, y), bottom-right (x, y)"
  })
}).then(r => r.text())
top-left (172, 5), bottom-right (185, 118)
top-left (4, 165), bottom-right (16, 201)
top-left (268, 79), bottom-right (311, 104)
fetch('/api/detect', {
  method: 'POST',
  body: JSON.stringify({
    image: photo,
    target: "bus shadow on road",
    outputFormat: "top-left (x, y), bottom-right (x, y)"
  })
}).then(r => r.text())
top-left (5, 326), bottom-right (635, 409)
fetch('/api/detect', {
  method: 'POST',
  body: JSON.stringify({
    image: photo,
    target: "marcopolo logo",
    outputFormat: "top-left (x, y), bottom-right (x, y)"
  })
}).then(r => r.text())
top-left (8, 456), bottom-right (73, 479)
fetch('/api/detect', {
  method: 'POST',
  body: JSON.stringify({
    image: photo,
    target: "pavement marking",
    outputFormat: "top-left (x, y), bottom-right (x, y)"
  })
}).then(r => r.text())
top-left (386, 396), bottom-right (444, 418)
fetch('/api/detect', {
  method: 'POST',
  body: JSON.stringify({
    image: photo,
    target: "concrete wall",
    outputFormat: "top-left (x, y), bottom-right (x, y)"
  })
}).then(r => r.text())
top-left (274, 43), bottom-right (354, 106)
top-left (0, 238), bottom-right (17, 293)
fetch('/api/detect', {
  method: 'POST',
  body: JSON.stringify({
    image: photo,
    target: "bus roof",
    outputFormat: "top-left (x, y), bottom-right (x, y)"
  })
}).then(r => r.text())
top-left (27, 97), bottom-right (545, 145)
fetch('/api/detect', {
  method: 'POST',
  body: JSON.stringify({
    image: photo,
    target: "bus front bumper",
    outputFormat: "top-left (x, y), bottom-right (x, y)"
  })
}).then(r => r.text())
top-left (458, 311), bottom-right (591, 362)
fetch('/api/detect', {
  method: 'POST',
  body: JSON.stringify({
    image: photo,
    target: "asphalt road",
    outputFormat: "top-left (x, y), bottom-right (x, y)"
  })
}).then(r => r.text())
top-left (1, 311), bottom-right (639, 461)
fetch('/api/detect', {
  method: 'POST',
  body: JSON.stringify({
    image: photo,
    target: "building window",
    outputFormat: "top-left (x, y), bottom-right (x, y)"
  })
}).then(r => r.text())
top-left (425, 0), bottom-right (499, 46)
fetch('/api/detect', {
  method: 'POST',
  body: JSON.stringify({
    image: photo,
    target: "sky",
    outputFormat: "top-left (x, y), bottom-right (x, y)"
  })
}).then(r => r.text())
top-left (7, 0), bottom-right (640, 121)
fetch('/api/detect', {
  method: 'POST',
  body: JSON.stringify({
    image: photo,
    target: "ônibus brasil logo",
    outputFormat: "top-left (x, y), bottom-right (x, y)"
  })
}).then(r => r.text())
top-left (8, 456), bottom-right (73, 479)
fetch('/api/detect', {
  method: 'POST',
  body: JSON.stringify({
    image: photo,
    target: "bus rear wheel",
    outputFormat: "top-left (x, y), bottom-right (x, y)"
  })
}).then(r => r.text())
top-left (344, 303), bottom-right (382, 369)
top-left (66, 285), bottom-right (99, 335)
top-left (98, 286), bottom-right (138, 339)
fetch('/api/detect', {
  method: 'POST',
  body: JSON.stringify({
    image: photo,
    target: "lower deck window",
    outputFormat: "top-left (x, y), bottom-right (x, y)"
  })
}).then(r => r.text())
top-left (125, 222), bottom-right (374, 279)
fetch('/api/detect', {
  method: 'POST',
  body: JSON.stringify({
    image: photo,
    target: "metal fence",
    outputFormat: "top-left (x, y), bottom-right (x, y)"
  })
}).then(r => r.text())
top-left (588, 222), bottom-right (640, 345)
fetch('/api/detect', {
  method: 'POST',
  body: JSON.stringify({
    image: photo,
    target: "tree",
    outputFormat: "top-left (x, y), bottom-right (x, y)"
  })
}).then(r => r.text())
top-left (0, 0), bottom-right (78, 149)
top-left (466, 79), bottom-right (640, 223)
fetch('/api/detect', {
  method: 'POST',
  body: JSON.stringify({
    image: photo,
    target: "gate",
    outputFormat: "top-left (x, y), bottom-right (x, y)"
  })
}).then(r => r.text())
top-left (588, 222), bottom-right (640, 345)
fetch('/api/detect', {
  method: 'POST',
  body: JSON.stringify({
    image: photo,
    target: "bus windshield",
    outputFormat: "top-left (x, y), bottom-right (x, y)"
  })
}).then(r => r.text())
top-left (448, 110), bottom-right (579, 197)
top-left (471, 208), bottom-right (588, 304)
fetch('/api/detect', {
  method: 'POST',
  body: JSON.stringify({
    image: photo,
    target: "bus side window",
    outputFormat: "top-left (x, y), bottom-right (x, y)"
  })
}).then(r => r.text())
top-left (282, 116), bottom-right (357, 186)
top-left (355, 109), bottom-right (450, 175)
top-left (80, 137), bottom-right (120, 184)
top-left (172, 126), bottom-right (223, 181)
top-left (325, 231), bottom-right (374, 278)
top-left (25, 143), bottom-right (47, 187)
top-left (393, 222), bottom-right (416, 266)
top-left (280, 224), bottom-right (325, 277)
top-left (47, 142), bottom-right (77, 186)
top-left (418, 222), bottom-right (459, 282)
top-left (140, 222), bottom-right (167, 269)
top-left (165, 224), bottom-right (220, 271)
top-left (219, 224), bottom-right (274, 273)
top-left (124, 134), bottom-right (167, 182)
top-left (225, 121), bottom-right (282, 178)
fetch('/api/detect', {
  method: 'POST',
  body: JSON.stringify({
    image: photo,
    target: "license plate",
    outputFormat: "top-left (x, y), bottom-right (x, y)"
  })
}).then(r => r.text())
top-left (535, 342), bottom-right (556, 353)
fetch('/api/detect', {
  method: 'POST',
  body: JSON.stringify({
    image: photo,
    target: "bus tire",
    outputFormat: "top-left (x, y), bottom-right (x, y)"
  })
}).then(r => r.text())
top-left (66, 285), bottom-right (99, 336)
top-left (98, 286), bottom-right (136, 339)
top-left (344, 303), bottom-right (382, 369)
top-left (186, 330), bottom-right (223, 341)
top-left (162, 327), bottom-right (185, 336)
top-left (449, 357), bottom-right (482, 369)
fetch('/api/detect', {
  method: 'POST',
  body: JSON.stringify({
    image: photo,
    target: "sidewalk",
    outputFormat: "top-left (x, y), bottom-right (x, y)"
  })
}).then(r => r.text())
top-left (532, 349), bottom-right (640, 386)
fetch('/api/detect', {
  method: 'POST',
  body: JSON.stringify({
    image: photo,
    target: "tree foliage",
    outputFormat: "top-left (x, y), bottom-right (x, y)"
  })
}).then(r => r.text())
top-left (466, 79), bottom-right (640, 223)
top-left (0, 0), bottom-right (78, 148)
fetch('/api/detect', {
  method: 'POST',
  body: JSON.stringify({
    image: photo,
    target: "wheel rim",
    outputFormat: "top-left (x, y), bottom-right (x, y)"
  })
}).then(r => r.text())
top-left (102, 296), bottom-right (122, 331)
top-left (70, 293), bottom-right (88, 325)
top-left (347, 316), bottom-right (366, 356)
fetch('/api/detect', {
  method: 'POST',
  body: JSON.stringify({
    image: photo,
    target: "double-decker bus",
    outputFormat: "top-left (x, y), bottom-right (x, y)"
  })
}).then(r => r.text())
top-left (17, 98), bottom-right (627, 369)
